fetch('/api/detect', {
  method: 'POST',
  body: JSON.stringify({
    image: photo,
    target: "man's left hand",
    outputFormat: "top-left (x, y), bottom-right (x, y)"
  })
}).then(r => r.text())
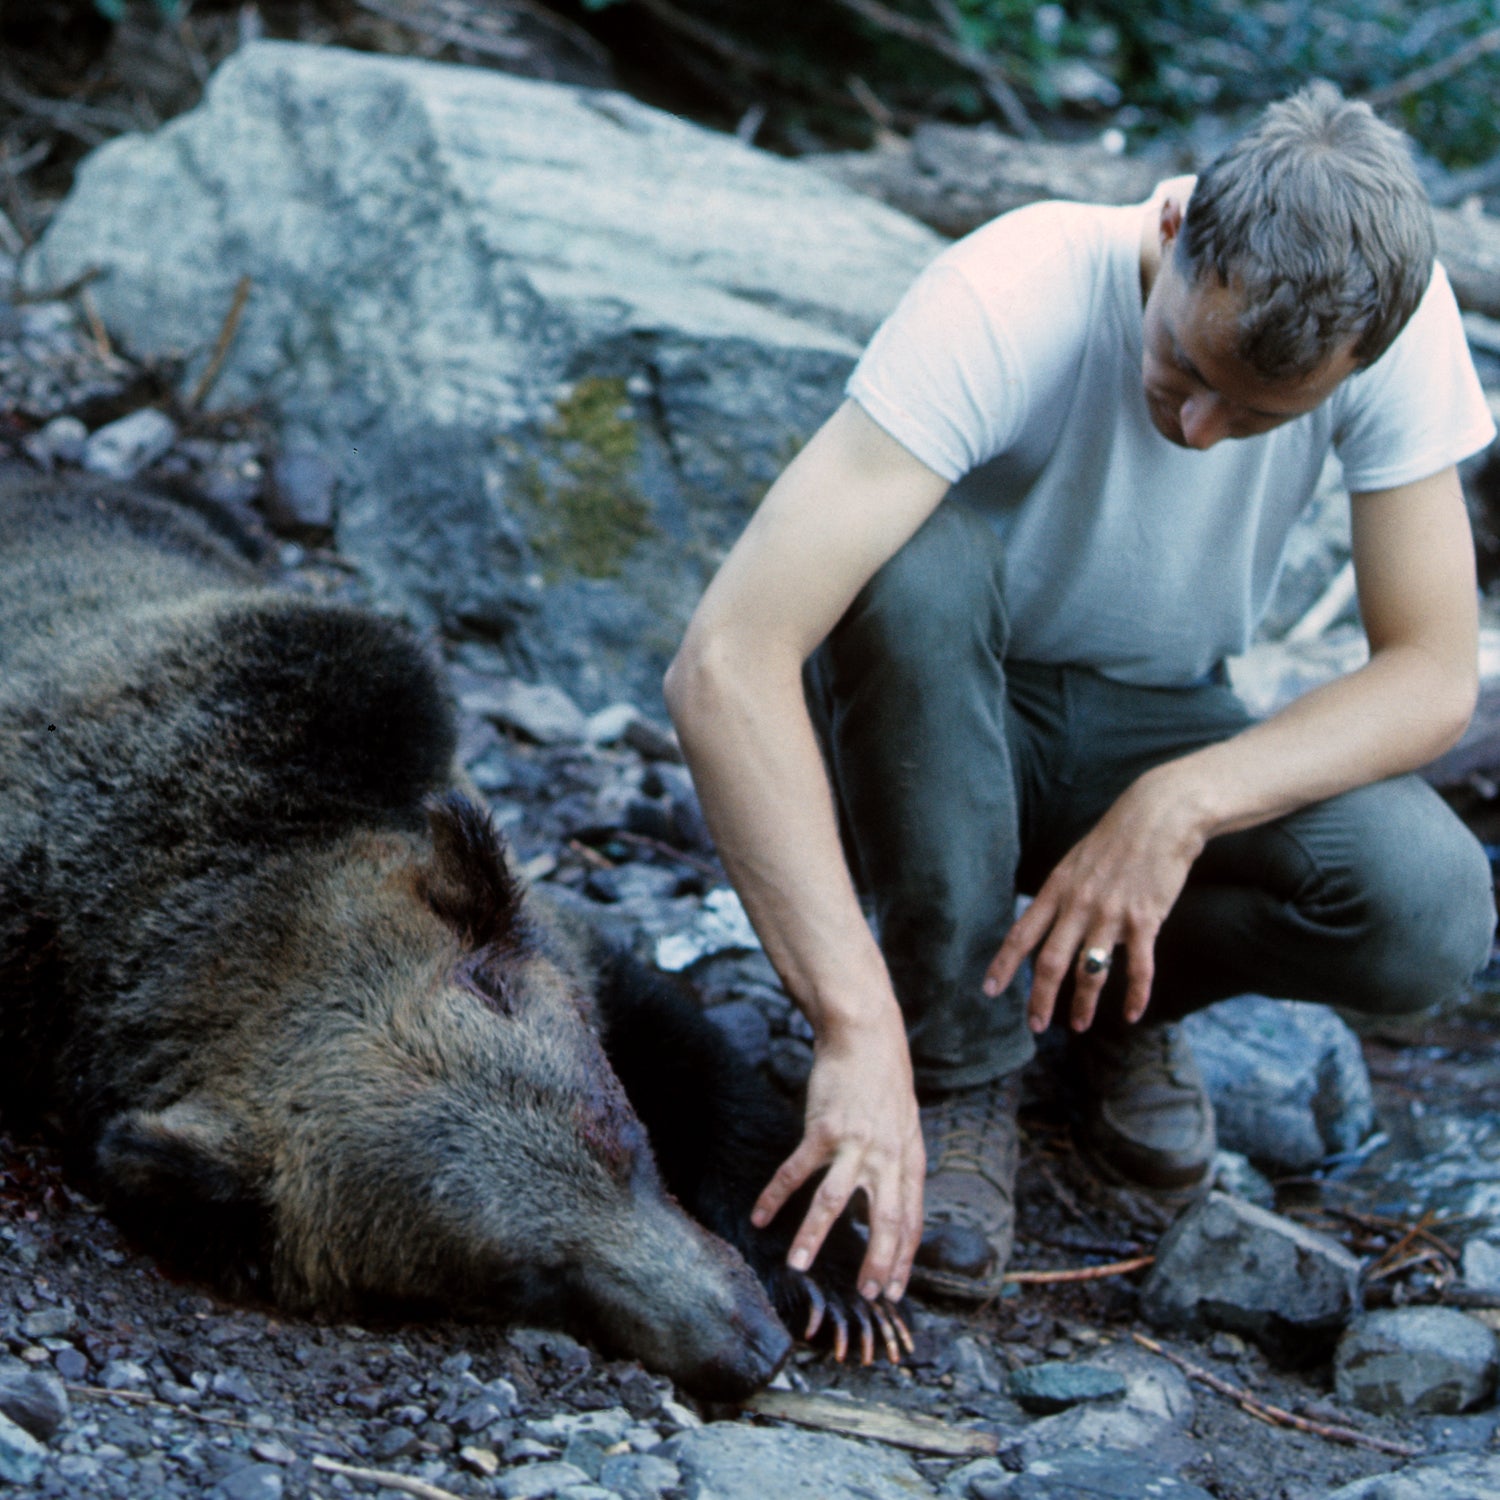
top-left (982, 766), bottom-right (1208, 1032)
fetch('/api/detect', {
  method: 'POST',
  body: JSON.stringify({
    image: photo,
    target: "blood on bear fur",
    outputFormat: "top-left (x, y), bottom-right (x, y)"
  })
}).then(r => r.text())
top-left (0, 465), bottom-right (901, 1396)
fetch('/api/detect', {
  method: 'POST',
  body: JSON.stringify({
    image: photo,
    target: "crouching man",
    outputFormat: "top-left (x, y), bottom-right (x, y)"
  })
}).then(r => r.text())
top-left (664, 83), bottom-right (1498, 1306)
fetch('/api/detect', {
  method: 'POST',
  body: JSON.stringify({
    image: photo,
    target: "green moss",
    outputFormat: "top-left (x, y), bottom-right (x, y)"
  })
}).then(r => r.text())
top-left (525, 377), bottom-right (656, 580)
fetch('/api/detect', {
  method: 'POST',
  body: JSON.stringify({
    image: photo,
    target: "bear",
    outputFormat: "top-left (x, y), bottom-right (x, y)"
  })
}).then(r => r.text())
top-left (0, 464), bottom-right (906, 1398)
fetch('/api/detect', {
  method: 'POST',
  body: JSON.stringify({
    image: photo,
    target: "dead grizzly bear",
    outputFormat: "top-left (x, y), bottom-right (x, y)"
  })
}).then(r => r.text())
top-left (0, 466), bottom-right (900, 1398)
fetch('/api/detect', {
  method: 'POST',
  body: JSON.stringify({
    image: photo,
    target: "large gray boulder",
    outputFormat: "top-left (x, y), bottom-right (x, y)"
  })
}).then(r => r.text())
top-left (1334, 1307), bottom-right (1500, 1416)
top-left (1180, 996), bottom-right (1374, 1173)
top-left (1141, 1192), bottom-right (1361, 1362)
top-left (25, 41), bottom-right (942, 708)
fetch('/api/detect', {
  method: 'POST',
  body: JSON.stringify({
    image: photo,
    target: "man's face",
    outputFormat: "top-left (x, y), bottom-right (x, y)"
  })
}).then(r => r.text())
top-left (1140, 251), bottom-right (1358, 451)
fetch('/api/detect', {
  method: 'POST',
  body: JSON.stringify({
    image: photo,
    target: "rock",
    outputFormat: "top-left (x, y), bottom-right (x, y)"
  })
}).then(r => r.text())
top-left (0, 1411), bottom-right (46, 1485)
top-left (266, 445), bottom-right (338, 532)
top-left (1317, 1452), bottom-right (1500, 1499)
top-left (80, 407), bottom-right (179, 479)
top-left (1140, 1192), bottom-right (1361, 1362)
top-left (99, 1357), bottom-right (152, 1390)
top-left (702, 999), bottom-right (772, 1069)
top-left (18, 1308), bottom-right (73, 1340)
top-left (1208, 1150), bottom-right (1276, 1209)
top-left (1006, 1448), bottom-right (1214, 1499)
top-left (457, 675), bottom-right (591, 746)
top-left (598, 1451), bottom-right (681, 1500)
top-left (664, 1423), bottom-right (938, 1499)
top-left (213, 1463), bottom-right (285, 1500)
top-left (1009, 1362), bottom-right (1127, 1414)
top-left (0, 1359), bottom-right (68, 1441)
top-left (1460, 1236), bottom-right (1500, 1293)
top-left (497, 1462), bottom-right (594, 1500)
top-left (1180, 997), bottom-right (1374, 1172)
top-left (1333, 1307), bottom-right (1499, 1416)
top-left (21, 414), bottom-right (88, 469)
top-left (941, 1457), bottom-right (1014, 1499)
top-left (28, 40), bottom-right (941, 709)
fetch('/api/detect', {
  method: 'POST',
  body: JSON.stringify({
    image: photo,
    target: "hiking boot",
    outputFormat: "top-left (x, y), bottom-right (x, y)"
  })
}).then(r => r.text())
top-left (1073, 1023), bottom-right (1215, 1192)
top-left (909, 1072), bottom-right (1021, 1302)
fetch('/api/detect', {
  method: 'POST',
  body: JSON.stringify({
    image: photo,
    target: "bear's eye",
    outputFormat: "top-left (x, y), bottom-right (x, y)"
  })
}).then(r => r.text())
top-left (453, 950), bottom-right (515, 1015)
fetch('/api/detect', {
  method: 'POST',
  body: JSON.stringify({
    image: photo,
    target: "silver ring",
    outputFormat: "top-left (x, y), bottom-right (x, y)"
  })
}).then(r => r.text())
top-left (1082, 946), bottom-right (1112, 976)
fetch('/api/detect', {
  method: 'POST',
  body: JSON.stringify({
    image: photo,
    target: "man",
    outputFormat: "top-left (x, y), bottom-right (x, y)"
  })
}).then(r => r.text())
top-left (664, 83), bottom-right (1498, 1307)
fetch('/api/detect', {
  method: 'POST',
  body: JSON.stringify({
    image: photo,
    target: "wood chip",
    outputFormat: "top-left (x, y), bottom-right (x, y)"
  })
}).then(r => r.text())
top-left (742, 1389), bottom-right (999, 1456)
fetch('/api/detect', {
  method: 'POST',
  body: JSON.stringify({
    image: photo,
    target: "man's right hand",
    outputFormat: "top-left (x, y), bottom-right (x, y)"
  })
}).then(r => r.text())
top-left (750, 1005), bottom-right (925, 1303)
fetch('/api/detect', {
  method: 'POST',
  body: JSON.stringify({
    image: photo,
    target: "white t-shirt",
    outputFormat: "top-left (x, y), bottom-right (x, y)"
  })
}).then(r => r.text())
top-left (846, 181), bottom-right (1497, 687)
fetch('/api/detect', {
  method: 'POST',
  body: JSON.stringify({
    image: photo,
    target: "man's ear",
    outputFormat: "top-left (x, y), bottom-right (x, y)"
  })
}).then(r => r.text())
top-left (1159, 193), bottom-right (1185, 253)
top-left (96, 1097), bottom-right (257, 1206)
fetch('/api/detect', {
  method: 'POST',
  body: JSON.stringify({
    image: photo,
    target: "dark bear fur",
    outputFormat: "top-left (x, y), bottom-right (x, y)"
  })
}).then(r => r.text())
top-left (0, 467), bottom-right (885, 1398)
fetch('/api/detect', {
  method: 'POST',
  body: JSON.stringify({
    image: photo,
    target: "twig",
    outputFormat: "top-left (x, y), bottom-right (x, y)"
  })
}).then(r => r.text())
top-left (187, 275), bottom-right (252, 411)
top-left (567, 837), bottom-right (615, 870)
top-left (1365, 1244), bottom-right (1447, 1286)
top-left (924, 0), bottom-right (1037, 139)
top-left (12, 266), bottom-right (101, 306)
top-left (64, 1383), bottom-right (352, 1452)
top-left (312, 1454), bottom-right (468, 1500)
top-left (1003, 1253), bottom-right (1153, 1285)
top-left (1365, 26), bottom-right (1500, 110)
top-left (353, 0), bottom-right (531, 62)
top-left (607, 828), bottom-right (720, 880)
top-left (1130, 1333), bottom-right (1424, 1458)
top-left (79, 287), bottom-right (112, 360)
top-left (634, 0), bottom-right (782, 79)
top-left (830, 0), bottom-right (1038, 139)
top-left (1363, 1209), bottom-right (1459, 1282)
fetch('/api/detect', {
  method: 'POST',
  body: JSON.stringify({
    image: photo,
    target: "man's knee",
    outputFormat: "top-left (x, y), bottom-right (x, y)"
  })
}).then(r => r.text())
top-left (1335, 782), bottom-right (1495, 1015)
top-left (831, 503), bottom-right (1006, 667)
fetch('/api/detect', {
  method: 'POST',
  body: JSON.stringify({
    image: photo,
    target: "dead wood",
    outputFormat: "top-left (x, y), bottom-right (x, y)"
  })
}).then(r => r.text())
top-left (1003, 1253), bottom-right (1154, 1284)
top-left (1130, 1333), bottom-right (1425, 1459)
top-left (312, 1455), bottom-right (468, 1500)
top-left (742, 1389), bottom-right (1000, 1456)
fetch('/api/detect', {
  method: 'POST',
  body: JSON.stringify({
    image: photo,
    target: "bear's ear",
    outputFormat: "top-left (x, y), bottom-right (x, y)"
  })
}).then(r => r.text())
top-left (420, 792), bottom-right (532, 954)
top-left (96, 1097), bottom-right (256, 1207)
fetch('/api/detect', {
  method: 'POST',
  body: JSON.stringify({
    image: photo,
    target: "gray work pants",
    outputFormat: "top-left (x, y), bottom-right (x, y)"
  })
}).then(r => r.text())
top-left (806, 503), bottom-right (1497, 1095)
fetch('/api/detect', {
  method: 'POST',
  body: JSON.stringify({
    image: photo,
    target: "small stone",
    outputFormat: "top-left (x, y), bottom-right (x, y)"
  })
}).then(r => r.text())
top-left (374, 1426), bottom-right (420, 1461)
top-left (1334, 1307), bottom-right (1499, 1416)
top-left (586, 702), bottom-right (639, 745)
top-left (458, 1444), bottom-right (500, 1476)
top-left (622, 715), bottom-right (681, 763)
top-left (1461, 1237), bottom-right (1500, 1294)
top-left (459, 676), bottom-right (589, 745)
top-left (0, 1410), bottom-right (46, 1485)
top-left (250, 1438), bottom-right (297, 1465)
top-left (658, 1399), bottom-right (702, 1429)
top-left (22, 414), bottom-right (88, 468)
top-left (81, 407), bottom-right (178, 480)
top-left (51, 1348), bottom-right (87, 1382)
top-left (100, 1358), bottom-right (152, 1390)
top-left (1010, 1361), bottom-right (1128, 1414)
top-left (455, 1395), bottom-right (509, 1433)
top-left (213, 1461), bottom-right (285, 1500)
top-left (941, 1456), bottom-right (1013, 1499)
top-left (0, 1359), bottom-right (69, 1440)
top-left (210, 1368), bottom-right (261, 1404)
top-left (266, 447), bottom-right (337, 532)
top-left (496, 1460), bottom-right (592, 1499)
top-left (19, 1308), bottom-right (74, 1340)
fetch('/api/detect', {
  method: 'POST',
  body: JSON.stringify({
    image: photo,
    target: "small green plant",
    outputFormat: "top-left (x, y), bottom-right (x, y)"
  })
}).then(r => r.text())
top-left (91, 0), bottom-right (181, 20)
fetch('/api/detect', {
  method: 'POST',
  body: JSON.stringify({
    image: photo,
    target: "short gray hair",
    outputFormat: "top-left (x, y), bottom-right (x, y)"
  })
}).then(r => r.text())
top-left (1177, 82), bottom-right (1434, 378)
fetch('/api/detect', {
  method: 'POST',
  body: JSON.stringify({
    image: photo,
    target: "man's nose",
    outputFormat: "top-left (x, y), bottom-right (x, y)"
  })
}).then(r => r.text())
top-left (1179, 392), bottom-right (1231, 449)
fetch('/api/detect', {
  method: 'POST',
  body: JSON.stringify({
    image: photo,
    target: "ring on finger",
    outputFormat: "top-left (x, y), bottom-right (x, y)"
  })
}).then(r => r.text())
top-left (1081, 945), bottom-right (1112, 976)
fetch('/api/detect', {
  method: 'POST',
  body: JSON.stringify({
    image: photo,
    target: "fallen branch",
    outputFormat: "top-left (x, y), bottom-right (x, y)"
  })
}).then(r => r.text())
top-left (312, 1455), bottom-right (467, 1500)
top-left (1130, 1333), bottom-right (1424, 1458)
top-left (187, 275), bottom-right (253, 411)
top-left (742, 1388), bottom-right (998, 1456)
top-left (1004, 1253), bottom-right (1154, 1285)
top-left (1364, 26), bottom-right (1500, 110)
top-left (831, 0), bottom-right (1037, 139)
top-left (353, 0), bottom-right (531, 62)
top-left (65, 1383), bottom-right (351, 1453)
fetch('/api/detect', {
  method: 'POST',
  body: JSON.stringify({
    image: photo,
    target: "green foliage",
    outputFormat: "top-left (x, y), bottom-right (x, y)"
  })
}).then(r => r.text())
top-left (939, 0), bottom-right (1500, 167)
top-left (91, 0), bottom-right (181, 19)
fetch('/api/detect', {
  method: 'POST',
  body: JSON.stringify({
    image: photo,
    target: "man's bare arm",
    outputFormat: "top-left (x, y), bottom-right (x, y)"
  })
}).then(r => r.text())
top-left (665, 399), bottom-right (950, 1302)
top-left (986, 465), bottom-right (1480, 1029)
